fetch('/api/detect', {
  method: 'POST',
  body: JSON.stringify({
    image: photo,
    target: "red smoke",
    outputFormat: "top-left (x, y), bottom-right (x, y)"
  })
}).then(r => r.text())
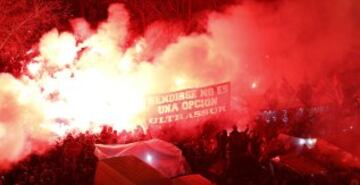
top-left (0, 0), bottom-right (359, 169)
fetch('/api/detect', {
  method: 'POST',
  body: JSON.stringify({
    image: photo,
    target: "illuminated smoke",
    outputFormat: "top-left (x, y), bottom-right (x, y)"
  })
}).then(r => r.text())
top-left (31, 0), bottom-right (358, 135)
top-left (33, 4), bottom-right (148, 133)
top-left (0, 0), bottom-right (359, 168)
top-left (0, 74), bottom-right (53, 169)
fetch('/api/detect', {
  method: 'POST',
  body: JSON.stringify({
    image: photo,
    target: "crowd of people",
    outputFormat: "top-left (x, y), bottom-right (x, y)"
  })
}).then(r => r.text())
top-left (0, 116), bottom-right (358, 185)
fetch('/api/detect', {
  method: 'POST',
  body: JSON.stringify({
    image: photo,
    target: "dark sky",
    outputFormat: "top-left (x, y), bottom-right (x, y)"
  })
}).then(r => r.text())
top-left (67, 0), bottom-right (240, 33)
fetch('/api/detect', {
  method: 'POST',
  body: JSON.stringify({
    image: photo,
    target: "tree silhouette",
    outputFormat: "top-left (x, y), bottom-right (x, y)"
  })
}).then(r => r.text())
top-left (0, 0), bottom-right (69, 76)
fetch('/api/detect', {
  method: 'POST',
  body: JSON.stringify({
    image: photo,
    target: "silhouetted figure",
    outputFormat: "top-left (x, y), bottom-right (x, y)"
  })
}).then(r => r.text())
top-left (249, 132), bottom-right (262, 160)
top-left (216, 130), bottom-right (228, 159)
top-left (239, 125), bottom-right (250, 154)
top-left (135, 125), bottom-right (146, 141)
top-left (228, 126), bottom-right (241, 173)
top-left (229, 126), bottom-right (241, 149)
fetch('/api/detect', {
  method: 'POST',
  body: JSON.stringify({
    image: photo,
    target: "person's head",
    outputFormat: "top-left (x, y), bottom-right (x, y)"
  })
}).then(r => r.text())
top-left (232, 125), bottom-right (237, 131)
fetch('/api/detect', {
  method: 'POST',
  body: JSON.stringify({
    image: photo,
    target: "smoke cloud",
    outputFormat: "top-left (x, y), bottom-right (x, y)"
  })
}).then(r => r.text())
top-left (0, 74), bottom-right (53, 169)
top-left (154, 0), bottom-right (358, 94)
top-left (0, 0), bottom-right (359, 168)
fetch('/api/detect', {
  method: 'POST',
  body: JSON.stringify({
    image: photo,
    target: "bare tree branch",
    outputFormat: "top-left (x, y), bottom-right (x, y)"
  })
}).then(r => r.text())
top-left (0, 0), bottom-right (69, 74)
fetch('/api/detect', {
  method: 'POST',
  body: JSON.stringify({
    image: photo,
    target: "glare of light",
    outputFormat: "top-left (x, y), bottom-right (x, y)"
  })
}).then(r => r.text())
top-left (298, 138), bottom-right (306, 145)
top-left (306, 139), bottom-right (312, 145)
top-left (251, 82), bottom-right (257, 89)
top-left (43, 69), bottom-right (146, 132)
top-left (27, 62), bottom-right (42, 76)
top-left (175, 77), bottom-right (186, 87)
top-left (306, 138), bottom-right (317, 146)
top-left (40, 123), bottom-right (69, 137)
top-left (146, 153), bottom-right (153, 163)
top-left (17, 91), bottom-right (31, 104)
top-left (119, 56), bottom-right (133, 71)
top-left (272, 156), bottom-right (280, 162)
top-left (40, 31), bottom-right (77, 67)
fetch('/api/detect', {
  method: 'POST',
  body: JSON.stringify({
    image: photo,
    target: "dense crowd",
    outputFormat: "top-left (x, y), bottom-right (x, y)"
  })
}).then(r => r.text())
top-left (0, 117), bottom-right (359, 185)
